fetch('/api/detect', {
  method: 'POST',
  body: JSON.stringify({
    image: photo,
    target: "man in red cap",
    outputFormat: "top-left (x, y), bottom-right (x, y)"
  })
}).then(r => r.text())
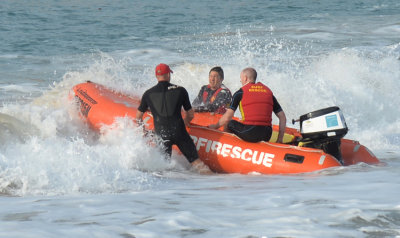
top-left (136, 63), bottom-right (212, 174)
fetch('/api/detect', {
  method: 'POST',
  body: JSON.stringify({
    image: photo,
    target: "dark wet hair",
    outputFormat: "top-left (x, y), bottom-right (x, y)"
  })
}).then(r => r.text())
top-left (209, 66), bottom-right (224, 80)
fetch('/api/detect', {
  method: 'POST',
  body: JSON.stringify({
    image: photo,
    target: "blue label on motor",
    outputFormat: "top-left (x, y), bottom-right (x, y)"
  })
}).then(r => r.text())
top-left (325, 115), bottom-right (338, 127)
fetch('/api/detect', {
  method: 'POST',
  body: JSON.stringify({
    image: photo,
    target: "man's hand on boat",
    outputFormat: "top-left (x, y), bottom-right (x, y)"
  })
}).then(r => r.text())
top-left (183, 108), bottom-right (195, 127)
top-left (208, 123), bottom-right (219, 129)
top-left (207, 109), bottom-right (234, 130)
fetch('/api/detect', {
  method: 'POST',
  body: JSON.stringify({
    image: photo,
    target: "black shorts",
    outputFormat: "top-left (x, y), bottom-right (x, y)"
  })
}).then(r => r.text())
top-left (158, 128), bottom-right (198, 163)
top-left (227, 120), bottom-right (272, 143)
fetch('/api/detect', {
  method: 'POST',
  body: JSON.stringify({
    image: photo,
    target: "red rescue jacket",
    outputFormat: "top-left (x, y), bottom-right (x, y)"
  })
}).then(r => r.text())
top-left (239, 82), bottom-right (273, 126)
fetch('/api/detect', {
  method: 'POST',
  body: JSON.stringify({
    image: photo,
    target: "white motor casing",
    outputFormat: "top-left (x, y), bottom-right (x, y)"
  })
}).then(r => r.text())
top-left (300, 107), bottom-right (348, 140)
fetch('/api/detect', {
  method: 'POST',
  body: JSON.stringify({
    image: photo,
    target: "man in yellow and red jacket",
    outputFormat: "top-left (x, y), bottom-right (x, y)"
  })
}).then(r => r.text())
top-left (208, 67), bottom-right (286, 143)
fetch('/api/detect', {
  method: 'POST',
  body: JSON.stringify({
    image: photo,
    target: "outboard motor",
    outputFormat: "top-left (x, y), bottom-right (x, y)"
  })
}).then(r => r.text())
top-left (293, 106), bottom-right (348, 164)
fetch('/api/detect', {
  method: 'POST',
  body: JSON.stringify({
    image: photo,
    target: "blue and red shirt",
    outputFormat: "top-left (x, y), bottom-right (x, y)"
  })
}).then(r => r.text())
top-left (192, 84), bottom-right (232, 114)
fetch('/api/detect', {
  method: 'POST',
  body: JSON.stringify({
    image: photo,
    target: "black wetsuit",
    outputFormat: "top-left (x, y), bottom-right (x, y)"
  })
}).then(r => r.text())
top-left (138, 81), bottom-right (198, 163)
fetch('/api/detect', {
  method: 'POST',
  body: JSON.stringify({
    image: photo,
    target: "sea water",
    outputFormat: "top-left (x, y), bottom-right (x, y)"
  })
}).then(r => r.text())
top-left (1, 0), bottom-right (400, 237)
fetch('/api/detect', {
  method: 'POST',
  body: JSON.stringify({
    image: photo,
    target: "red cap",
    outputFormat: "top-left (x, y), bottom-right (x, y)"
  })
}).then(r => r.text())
top-left (155, 63), bottom-right (173, 76)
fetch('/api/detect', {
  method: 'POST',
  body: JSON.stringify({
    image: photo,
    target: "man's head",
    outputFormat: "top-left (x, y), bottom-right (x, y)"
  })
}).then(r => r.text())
top-left (240, 67), bottom-right (257, 86)
top-left (155, 63), bottom-right (173, 81)
top-left (209, 66), bottom-right (224, 90)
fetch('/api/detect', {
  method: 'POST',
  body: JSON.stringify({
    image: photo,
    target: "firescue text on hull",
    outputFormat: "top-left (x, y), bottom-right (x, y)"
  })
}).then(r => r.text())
top-left (191, 135), bottom-right (274, 167)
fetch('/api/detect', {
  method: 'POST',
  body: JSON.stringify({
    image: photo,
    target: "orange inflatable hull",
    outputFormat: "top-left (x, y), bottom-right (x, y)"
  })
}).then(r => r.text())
top-left (71, 81), bottom-right (380, 174)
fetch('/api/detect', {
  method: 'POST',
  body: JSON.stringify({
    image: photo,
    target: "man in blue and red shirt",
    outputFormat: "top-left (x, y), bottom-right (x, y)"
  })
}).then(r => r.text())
top-left (192, 66), bottom-right (232, 114)
top-left (208, 67), bottom-right (287, 143)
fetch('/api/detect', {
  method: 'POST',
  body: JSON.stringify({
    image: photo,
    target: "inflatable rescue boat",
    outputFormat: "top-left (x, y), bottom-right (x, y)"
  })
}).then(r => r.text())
top-left (71, 81), bottom-right (380, 174)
